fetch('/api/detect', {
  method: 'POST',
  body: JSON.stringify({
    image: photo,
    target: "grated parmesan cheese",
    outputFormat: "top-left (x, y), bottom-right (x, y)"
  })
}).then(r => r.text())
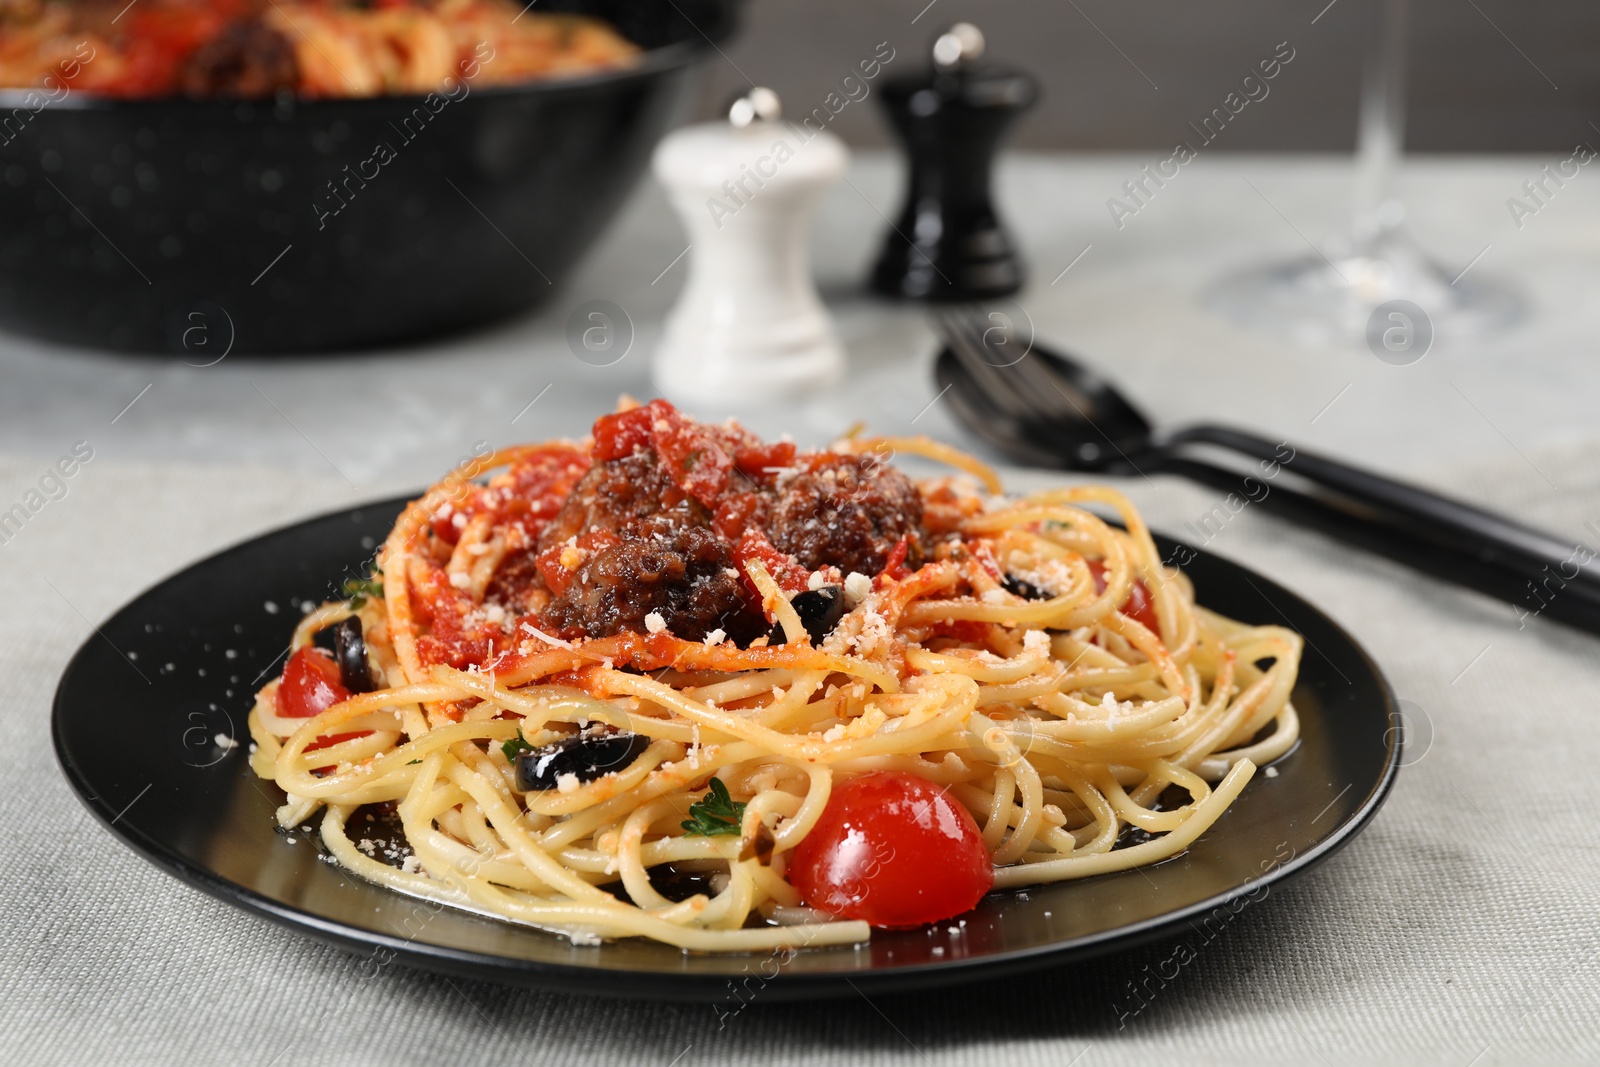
top-left (556, 772), bottom-right (581, 794)
top-left (448, 571), bottom-right (472, 590)
top-left (843, 571), bottom-right (872, 605)
top-left (520, 621), bottom-right (573, 649)
top-left (644, 611), bottom-right (667, 634)
top-left (850, 607), bottom-right (894, 657)
top-left (766, 465), bottom-right (803, 489)
top-left (703, 628), bottom-right (727, 646)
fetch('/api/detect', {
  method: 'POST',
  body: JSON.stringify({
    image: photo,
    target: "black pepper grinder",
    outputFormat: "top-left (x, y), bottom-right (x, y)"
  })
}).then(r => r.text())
top-left (871, 23), bottom-right (1037, 301)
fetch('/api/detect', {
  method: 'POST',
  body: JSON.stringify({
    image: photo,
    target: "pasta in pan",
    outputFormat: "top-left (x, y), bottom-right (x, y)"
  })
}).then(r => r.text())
top-left (0, 0), bottom-right (637, 99)
top-left (248, 400), bottom-right (1302, 951)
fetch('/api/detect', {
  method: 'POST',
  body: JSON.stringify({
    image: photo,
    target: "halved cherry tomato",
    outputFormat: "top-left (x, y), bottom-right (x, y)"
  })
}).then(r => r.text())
top-left (732, 438), bottom-right (796, 481)
top-left (732, 529), bottom-right (809, 600)
top-left (276, 647), bottom-right (369, 772)
top-left (306, 731), bottom-right (365, 752)
top-left (591, 405), bottom-right (655, 461)
top-left (788, 771), bottom-right (993, 928)
top-left (1087, 559), bottom-right (1159, 634)
top-left (642, 399), bottom-right (733, 507)
top-left (275, 646), bottom-right (350, 719)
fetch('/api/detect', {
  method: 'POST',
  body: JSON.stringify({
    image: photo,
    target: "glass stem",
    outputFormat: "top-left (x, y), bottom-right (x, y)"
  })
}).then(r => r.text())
top-left (1351, 0), bottom-right (1408, 250)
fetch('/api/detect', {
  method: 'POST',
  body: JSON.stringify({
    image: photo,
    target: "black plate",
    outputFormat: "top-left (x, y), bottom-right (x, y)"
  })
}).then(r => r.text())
top-left (53, 495), bottom-right (1400, 1001)
top-left (0, 0), bottom-right (738, 353)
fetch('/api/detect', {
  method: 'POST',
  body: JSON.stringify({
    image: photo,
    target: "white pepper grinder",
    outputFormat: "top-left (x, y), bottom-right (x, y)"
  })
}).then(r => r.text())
top-left (651, 88), bottom-right (848, 405)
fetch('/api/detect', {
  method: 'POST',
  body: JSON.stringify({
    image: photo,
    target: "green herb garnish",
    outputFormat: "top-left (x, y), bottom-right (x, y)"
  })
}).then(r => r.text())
top-left (501, 736), bottom-right (534, 762)
top-left (681, 777), bottom-right (745, 836)
top-left (406, 759), bottom-right (422, 765)
top-left (342, 575), bottom-right (385, 609)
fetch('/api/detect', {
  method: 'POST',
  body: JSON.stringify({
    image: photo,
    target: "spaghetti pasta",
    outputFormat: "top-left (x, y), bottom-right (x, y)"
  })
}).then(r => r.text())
top-left (247, 399), bottom-right (1302, 951)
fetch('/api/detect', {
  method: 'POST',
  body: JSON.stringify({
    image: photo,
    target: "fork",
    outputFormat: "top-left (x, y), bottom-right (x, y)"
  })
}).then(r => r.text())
top-left (932, 306), bottom-right (1600, 634)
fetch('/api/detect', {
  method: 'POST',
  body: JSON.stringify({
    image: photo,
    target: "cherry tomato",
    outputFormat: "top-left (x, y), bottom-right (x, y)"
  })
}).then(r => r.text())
top-left (732, 438), bottom-right (796, 481)
top-left (304, 732), bottom-right (364, 753)
top-left (430, 447), bottom-right (590, 546)
top-left (591, 406), bottom-right (654, 461)
top-left (428, 503), bottom-right (465, 545)
top-left (788, 771), bottom-right (993, 928)
top-left (277, 647), bottom-right (370, 772)
top-left (642, 399), bottom-right (733, 507)
top-left (711, 490), bottom-right (765, 541)
top-left (1087, 559), bottom-right (1159, 634)
top-left (275, 646), bottom-right (351, 719)
top-left (880, 536), bottom-right (913, 580)
top-left (731, 529), bottom-right (809, 599)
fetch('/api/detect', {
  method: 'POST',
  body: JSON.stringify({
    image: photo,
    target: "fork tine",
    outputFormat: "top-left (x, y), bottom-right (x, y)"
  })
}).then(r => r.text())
top-left (1007, 332), bottom-right (1109, 435)
top-left (933, 308), bottom-right (1026, 419)
top-left (934, 308), bottom-right (1030, 412)
top-left (1006, 329), bottom-right (1082, 415)
top-left (934, 307), bottom-right (1041, 421)
top-left (935, 347), bottom-right (1068, 469)
top-left (964, 308), bottom-right (1101, 427)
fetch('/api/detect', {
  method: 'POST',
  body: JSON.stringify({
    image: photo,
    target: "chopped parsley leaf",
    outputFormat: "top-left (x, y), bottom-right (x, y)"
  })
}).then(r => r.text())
top-left (681, 777), bottom-right (745, 836)
top-left (342, 575), bottom-right (384, 609)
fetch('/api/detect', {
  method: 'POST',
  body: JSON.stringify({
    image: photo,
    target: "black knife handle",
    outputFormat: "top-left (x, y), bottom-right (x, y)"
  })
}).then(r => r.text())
top-left (1162, 423), bottom-right (1600, 594)
top-left (1154, 454), bottom-right (1600, 636)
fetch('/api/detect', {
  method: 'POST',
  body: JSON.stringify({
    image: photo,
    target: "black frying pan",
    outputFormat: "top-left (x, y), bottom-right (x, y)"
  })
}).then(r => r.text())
top-left (0, 0), bottom-right (738, 354)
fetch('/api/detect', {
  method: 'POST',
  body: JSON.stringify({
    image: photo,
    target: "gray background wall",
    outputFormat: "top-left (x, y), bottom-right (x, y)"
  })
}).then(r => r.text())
top-left (688, 0), bottom-right (1597, 152)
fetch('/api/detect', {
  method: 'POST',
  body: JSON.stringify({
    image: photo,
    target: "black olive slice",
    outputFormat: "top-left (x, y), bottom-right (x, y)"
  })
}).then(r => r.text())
top-left (768, 585), bottom-right (848, 646)
top-left (334, 616), bottom-right (377, 693)
top-left (515, 731), bottom-right (652, 792)
top-left (602, 862), bottom-right (719, 905)
top-left (1002, 574), bottom-right (1050, 601)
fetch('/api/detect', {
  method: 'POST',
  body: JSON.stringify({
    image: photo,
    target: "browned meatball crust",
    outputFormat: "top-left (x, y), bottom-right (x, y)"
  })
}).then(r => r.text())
top-left (764, 455), bottom-right (923, 577)
top-left (540, 509), bottom-right (762, 643)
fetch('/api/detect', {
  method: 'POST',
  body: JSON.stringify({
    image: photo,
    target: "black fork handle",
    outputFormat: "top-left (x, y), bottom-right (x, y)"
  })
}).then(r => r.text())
top-left (1153, 455), bottom-right (1600, 636)
top-left (1162, 423), bottom-right (1600, 594)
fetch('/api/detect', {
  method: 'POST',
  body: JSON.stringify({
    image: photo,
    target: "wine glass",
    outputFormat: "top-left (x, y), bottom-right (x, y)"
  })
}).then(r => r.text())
top-left (1207, 0), bottom-right (1522, 345)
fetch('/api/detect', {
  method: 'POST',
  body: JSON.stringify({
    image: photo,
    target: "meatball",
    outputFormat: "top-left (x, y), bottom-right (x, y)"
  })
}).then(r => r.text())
top-left (766, 455), bottom-right (924, 577)
top-left (178, 19), bottom-right (299, 98)
top-left (538, 453), bottom-right (692, 552)
top-left (540, 509), bottom-right (763, 643)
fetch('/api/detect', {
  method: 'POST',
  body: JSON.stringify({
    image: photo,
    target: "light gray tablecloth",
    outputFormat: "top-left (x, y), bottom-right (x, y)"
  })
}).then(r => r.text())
top-left (3, 436), bottom-right (1597, 1067)
top-left (3, 152), bottom-right (1599, 1064)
